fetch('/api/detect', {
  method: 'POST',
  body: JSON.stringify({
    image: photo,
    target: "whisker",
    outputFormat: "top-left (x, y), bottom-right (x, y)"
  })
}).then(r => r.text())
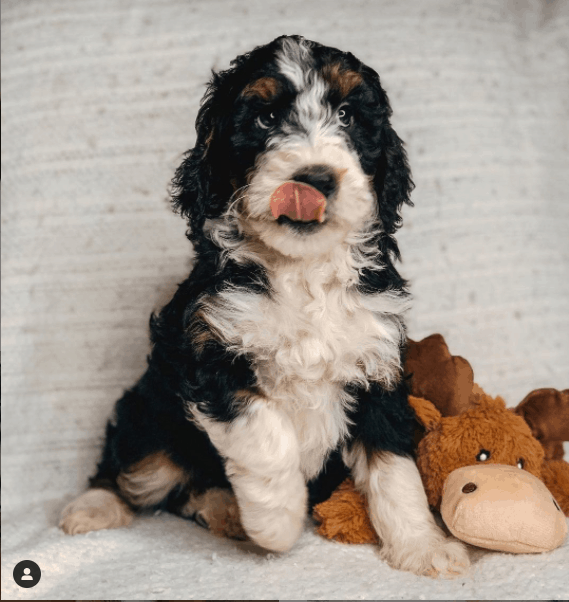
top-left (224, 185), bottom-right (250, 219)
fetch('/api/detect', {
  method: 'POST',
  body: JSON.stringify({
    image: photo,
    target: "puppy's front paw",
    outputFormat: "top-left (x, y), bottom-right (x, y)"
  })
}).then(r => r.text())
top-left (382, 535), bottom-right (470, 578)
top-left (241, 504), bottom-right (306, 553)
top-left (227, 457), bottom-right (308, 553)
top-left (423, 538), bottom-right (470, 578)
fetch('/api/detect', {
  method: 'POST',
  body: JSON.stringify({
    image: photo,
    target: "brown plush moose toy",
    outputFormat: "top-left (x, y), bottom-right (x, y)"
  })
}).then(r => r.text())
top-left (314, 334), bottom-right (569, 553)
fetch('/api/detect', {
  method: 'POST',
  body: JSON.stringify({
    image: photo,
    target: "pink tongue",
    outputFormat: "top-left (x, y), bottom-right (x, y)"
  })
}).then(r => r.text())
top-left (270, 181), bottom-right (327, 223)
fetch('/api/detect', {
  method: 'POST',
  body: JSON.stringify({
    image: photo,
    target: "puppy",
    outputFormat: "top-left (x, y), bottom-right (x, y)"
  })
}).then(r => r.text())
top-left (60, 35), bottom-right (469, 577)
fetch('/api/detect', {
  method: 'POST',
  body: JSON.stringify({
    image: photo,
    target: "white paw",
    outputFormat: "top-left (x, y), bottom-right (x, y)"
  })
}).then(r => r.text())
top-left (382, 535), bottom-right (470, 578)
top-left (226, 456), bottom-right (308, 553)
top-left (241, 504), bottom-right (306, 552)
top-left (59, 489), bottom-right (133, 535)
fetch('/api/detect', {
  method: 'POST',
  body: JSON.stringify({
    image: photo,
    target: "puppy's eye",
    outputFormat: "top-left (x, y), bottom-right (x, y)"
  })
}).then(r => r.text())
top-left (257, 112), bottom-right (278, 129)
top-left (476, 449), bottom-right (491, 462)
top-left (338, 105), bottom-right (353, 127)
top-left (517, 458), bottom-right (525, 469)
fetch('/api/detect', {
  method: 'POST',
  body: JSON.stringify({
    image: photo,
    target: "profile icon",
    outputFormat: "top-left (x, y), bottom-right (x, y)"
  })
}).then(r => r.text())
top-left (21, 568), bottom-right (34, 580)
top-left (13, 560), bottom-right (41, 588)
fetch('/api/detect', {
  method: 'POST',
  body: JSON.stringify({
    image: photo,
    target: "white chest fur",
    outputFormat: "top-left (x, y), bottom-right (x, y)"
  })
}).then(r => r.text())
top-left (200, 257), bottom-right (410, 479)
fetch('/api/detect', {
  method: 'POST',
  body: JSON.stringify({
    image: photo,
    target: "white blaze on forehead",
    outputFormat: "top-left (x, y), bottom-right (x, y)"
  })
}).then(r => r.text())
top-left (295, 77), bottom-right (331, 131)
top-left (276, 39), bottom-right (336, 142)
top-left (276, 37), bottom-right (312, 90)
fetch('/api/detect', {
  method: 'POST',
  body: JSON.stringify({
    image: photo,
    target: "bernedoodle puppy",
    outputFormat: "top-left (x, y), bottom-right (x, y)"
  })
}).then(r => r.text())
top-left (60, 35), bottom-right (470, 577)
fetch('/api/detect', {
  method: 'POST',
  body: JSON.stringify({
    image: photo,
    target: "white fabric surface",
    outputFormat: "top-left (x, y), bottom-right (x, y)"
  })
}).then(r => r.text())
top-left (2, 0), bottom-right (568, 598)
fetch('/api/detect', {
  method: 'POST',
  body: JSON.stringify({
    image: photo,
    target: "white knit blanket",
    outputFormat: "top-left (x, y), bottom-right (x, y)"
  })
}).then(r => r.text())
top-left (2, 0), bottom-right (568, 598)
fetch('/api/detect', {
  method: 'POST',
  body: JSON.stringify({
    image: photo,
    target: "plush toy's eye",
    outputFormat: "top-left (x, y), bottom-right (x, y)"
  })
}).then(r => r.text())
top-left (338, 105), bottom-right (353, 127)
top-left (476, 449), bottom-right (491, 462)
top-left (517, 458), bottom-right (525, 469)
top-left (257, 112), bottom-right (278, 129)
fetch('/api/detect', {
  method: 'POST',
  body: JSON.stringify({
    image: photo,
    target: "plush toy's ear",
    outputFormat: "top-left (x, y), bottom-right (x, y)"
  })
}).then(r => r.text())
top-left (408, 395), bottom-right (442, 431)
top-left (515, 388), bottom-right (569, 461)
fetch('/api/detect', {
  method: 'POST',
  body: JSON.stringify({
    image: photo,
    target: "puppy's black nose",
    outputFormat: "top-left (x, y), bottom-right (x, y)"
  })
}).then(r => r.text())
top-left (292, 165), bottom-right (337, 198)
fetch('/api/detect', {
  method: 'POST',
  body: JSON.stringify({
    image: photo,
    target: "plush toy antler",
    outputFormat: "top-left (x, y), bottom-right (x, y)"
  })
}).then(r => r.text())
top-left (515, 388), bottom-right (569, 460)
top-left (405, 334), bottom-right (474, 416)
top-left (513, 388), bottom-right (569, 515)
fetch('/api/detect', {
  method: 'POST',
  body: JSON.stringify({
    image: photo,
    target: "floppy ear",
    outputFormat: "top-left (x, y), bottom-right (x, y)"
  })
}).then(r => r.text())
top-left (170, 112), bottom-right (212, 243)
top-left (170, 73), bottom-right (233, 245)
top-left (373, 123), bottom-right (414, 253)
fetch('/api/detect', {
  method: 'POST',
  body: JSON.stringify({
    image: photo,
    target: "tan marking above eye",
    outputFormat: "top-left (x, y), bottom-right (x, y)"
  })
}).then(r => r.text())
top-left (321, 63), bottom-right (363, 98)
top-left (241, 77), bottom-right (281, 101)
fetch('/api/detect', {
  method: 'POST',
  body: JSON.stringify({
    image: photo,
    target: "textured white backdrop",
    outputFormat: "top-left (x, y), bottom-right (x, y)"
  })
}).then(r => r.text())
top-left (2, 0), bottom-right (569, 599)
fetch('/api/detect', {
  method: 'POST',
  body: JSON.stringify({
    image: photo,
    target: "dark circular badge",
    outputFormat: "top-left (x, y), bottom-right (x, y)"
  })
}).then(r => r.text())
top-left (13, 560), bottom-right (41, 588)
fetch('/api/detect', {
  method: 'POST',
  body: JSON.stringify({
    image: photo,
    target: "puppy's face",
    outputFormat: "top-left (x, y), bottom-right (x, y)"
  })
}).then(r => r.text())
top-left (172, 36), bottom-right (412, 260)
top-left (237, 39), bottom-right (382, 258)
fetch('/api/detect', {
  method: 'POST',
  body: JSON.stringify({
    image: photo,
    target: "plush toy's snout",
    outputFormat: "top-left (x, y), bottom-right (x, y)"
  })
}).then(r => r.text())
top-left (441, 464), bottom-right (567, 553)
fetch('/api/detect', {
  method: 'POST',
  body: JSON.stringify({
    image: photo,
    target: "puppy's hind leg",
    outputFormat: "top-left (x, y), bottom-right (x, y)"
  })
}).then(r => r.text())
top-left (60, 414), bottom-right (135, 535)
top-left (59, 488), bottom-right (133, 535)
top-left (60, 450), bottom-right (189, 535)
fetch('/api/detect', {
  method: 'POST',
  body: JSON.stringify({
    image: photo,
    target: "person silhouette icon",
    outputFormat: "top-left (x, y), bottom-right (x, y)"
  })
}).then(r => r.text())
top-left (13, 560), bottom-right (41, 588)
top-left (21, 568), bottom-right (33, 581)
